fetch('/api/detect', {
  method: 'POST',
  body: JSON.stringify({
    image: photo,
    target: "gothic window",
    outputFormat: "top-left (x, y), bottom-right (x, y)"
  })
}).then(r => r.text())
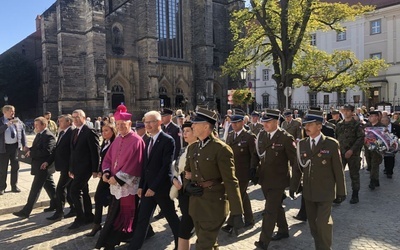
top-left (156, 0), bottom-right (183, 59)
top-left (159, 86), bottom-right (167, 95)
top-left (175, 87), bottom-right (183, 94)
top-left (112, 84), bottom-right (124, 93)
top-left (112, 24), bottom-right (124, 55)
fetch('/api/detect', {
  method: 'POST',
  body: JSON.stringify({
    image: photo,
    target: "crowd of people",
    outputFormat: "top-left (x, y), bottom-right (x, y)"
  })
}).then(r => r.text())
top-left (0, 103), bottom-right (398, 250)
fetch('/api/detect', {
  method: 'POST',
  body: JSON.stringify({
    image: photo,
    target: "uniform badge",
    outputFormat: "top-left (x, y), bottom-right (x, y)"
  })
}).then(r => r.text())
top-left (303, 153), bottom-right (307, 158)
top-left (322, 160), bottom-right (327, 165)
top-left (238, 143), bottom-right (241, 147)
top-left (240, 149), bottom-right (244, 152)
top-left (272, 143), bottom-right (275, 149)
top-left (318, 153), bottom-right (322, 157)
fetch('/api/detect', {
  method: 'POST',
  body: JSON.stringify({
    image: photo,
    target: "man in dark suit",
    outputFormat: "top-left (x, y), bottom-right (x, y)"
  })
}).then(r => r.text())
top-left (0, 105), bottom-right (28, 195)
top-left (128, 110), bottom-right (180, 250)
top-left (253, 109), bottom-right (297, 250)
top-left (381, 115), bottom-right (400, 178)
top-left (161, 108), bottom-right (181, 160)
top-left (13, 117), bottom-right (56, 218)
top-left (44, 114), bottom-right (75, 220)
top-left (291, 109), bottom-right (346, 250)
top-left (222, 114), bottom-right (257, 234)
top-left (68, 109), bottom-right (100, 229)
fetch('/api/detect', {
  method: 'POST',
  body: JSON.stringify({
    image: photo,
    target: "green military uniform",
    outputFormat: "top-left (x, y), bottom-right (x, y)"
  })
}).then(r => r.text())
top-left (185, 133), bottom-right (243, 250)
top-left (336, 118), bottom-right (364, 197)
top-left (281, 118), bottom-right (302, 140)
top-left (364, 121), bottom-right (384, 189)
top-left (249, 122), bottom-right (263, 136)
top-left (226, 128), bottom-right (257, 226)
top-left (255, 127), bottom-right (296, 246)
top-left (291, 134), bottom-right (346, 250)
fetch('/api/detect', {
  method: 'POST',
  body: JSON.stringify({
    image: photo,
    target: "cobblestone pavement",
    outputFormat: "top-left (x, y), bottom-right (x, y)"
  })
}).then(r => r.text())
top-left (0, 137), bottom-right (399, 249)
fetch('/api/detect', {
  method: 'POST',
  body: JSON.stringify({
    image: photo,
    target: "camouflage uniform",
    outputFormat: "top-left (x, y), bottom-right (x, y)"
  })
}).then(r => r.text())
top-left (335, 118), bottom-right (364, 192)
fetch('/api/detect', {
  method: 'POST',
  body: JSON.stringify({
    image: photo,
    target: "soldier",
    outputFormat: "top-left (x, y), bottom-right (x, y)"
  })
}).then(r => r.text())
top-left (328, 109), bottom-right (342, 125)
top-left (336, 104), bottom-right (364, 203)
top-left (249, 111), bottom-right (263, 135)
top-left (322, 112), bottom-right (336, 138)
top-left (290, 109), bottom-right (346, 250)
top-left (185, 107), bottom-right (244, 250)
top-left (281, 110), bottom-right (302, 141)
top-left (364, 111), bottom-right (384, 190)
top-left (222, 114), bottom-right (257, 234)
top-left (253, 109), bottom-right (297, 250)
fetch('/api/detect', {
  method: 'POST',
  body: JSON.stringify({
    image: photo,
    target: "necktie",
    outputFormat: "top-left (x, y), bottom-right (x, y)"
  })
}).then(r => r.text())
top-left (57, 130), bottom-right (65, 144)
top-left (10, 125), bottom-right (15, 139)
top-left (73, 129), bottom-right (79, 144)
top-left (148, 137), bottom-right (154, 157)
top-left (312, 139), bottom-right (316, 152)
top-left (234, 133), bottom-right (238, 140)
top-left (268, 133), bottom-right (271, 140)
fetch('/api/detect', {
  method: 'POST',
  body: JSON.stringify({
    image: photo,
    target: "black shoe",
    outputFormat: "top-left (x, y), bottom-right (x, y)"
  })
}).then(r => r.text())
top-left (271, 232), bottom-right (289, 241)
top-left (11, 186), bottom-right (21, 193)
top-left (293, 215), bottom-right (307, 222)
top-left (0, 190), bottom-right (4, 195)
top-left (13, 210), bottom-right (29, 219)
top-left (254, 241), bottom-right (268, 249)
top-left (68, 219), bottom-right (85, 229)
top-left (86, 224), bottom-right (102, 237)
top-left (46, 212), bottom-right (64, 221)
top-left (387, 174), bottom-right (393, 179)
top-left (64, 210), bottom-right (77, 218)
top-left (43, 206), bottom-right (56, 212)
top-left (349, 196), bottom-right (359, 204)
top-left (221, 225), bottom-right (233, 234)
top-left (368, 181), bottom-right (375, 190)
top-left (244, 222), bottom-right (255, 228)
top-left (375, 180), bottom-right (380, 187)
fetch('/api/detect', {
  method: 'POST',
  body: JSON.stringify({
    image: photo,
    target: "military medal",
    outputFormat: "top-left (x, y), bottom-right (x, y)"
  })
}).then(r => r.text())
top-left (318, 153), bottom-right (322, 157)
top-left (238, 143), bottom-right (241, 147)
top-left (322, 160), bottom-right (327, 165)
top-left (241, 149), bottom-right (244, 152)
top-left (303, 153), bottom-right (307, 158)
top-left (272, 143), bottom-right (275, 149)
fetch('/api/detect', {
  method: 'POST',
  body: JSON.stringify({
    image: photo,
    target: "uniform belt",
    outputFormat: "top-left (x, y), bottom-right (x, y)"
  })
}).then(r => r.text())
top-left (197, 178), bottom-right (222, 188)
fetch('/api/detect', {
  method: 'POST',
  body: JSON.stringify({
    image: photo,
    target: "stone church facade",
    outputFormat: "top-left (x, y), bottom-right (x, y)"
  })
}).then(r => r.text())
top-left (39, 0), bottom-right (240, 118)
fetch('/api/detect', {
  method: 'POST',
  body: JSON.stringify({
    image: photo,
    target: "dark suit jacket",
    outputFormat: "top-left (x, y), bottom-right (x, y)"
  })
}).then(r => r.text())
top-left (162, 122), bottom-right (181, 160)
top-left (47, 127), bottom-right (72, 172)
top-left (0, 117), bottom-right (27, 153)
top-left (139, 131), bottom-right (175, 194)
top-left (70, 125), bottom-right (100, 176)
top-left (226, 129), bottom-right (257, 182)
top-left (390, 123), bottom-right (400, 137)
top-left (256, 128), bottom-right (296, 189)
top-left (291, 134), bottom-right (346, 202)
top-left (30, 129), bottom-right (56, 175)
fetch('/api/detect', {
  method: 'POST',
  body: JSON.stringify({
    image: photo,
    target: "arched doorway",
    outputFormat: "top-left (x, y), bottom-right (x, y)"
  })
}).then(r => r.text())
top-left (111, 84), bottom-right (125, 110)
top-left (175, 87), bottom-right (184, 108)
top-left (159, 86), bottom-right (171, 108)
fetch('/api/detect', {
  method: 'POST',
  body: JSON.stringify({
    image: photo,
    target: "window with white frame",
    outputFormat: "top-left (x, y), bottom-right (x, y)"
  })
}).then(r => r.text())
top-left (323, 95), bottom-right (329, 105)
top-left (370, 52), bottom-right (382, 59)
top-left (353, 95), bottom-right (360, 104)
top-left (310, 33), bottom-right (317, 46)
top-left (338, 92), bottom-right (346, 105)
top-left (337, 30), bottom-right (346, 41)
top-left (370, 19), bottom-right (381, 35)
top-left (262, 94), bottom-right (269, 108)
top-left (262, 69), bottom-right (269, 81)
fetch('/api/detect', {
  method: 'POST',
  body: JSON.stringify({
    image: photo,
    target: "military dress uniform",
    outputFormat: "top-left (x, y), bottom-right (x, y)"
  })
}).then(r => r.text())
top-left (249, 122), bottom-right (263, 136)
top-left (281, 111), bottom-right (302, 140)
top-left (225, 118), bottom-right (257, 228)
top-left (335, 110), bottom-right (364, 203)
top-left (185, 108), bottom-right (243, 250)
top-left (253, 109), bottom-right (297, 249)
top-left (291, 110), bottom-right (346, 250)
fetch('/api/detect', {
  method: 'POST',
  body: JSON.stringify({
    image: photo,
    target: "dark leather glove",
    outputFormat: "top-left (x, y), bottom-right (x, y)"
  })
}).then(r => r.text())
top-left (289, 190), bottom-right (295, 200)
top-left (232, 214), bottom-right (244, 236)
top-left (185, 182), bottom-right (203, 197)
top-left (249, 168), bottom-right (258, 185)
top-left (333, 195), bottom-right (346, 204)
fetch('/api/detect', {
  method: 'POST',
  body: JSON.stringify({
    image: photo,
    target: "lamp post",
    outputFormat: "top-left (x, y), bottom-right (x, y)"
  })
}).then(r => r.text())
top-left (4, 95), bottom-right (8, 105)
top-left (240, 68), bottom-right (247, 88)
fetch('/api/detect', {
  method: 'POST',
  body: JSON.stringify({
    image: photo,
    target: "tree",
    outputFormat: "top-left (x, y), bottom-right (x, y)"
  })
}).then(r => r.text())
top-left (223, 0), bottom-right (388, 109)
top-left (232, 88), bottom-right (253, 107)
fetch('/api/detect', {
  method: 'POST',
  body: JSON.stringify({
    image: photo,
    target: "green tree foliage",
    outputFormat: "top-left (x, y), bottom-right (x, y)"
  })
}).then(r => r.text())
top-left (232, 88), bottom-right (253, 106)
top-left (0, 52), bottom-right (39, 117)
top-left (223, 0), bottom-right (388, 109)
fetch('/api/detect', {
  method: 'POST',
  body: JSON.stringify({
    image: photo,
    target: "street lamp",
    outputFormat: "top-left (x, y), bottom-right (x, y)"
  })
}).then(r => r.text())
top-left (240, 69), bottom-right (247, 87)
top-left (4, 95), bottom-right (8, 105)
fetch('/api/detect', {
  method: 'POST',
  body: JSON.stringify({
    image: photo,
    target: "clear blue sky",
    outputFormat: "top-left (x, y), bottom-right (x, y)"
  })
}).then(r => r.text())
top-left (0, 0), bottom-right (55, 54)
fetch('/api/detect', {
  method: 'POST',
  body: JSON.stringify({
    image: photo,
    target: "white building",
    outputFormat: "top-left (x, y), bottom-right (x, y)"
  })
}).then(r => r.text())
top-left (248, 0), bottom-right (400, 112)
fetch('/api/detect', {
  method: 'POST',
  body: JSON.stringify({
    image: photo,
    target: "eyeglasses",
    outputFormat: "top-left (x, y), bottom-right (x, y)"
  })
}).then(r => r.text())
top-left (144, 120), bottom-right (158, 125)
top-left (71, 116), bottom-right (80, 119)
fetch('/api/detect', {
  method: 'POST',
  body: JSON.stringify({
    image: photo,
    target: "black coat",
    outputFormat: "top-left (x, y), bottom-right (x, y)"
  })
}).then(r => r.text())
top-left (139, 131), bottom-right (175, 194)
top-left (30, 129), bottom-right (56, 175)
top-left (69, 125), bottom-right (100, 175)
top-left (47, 127), bottom-right (72, 172)
top-left (162, 122), bottom-right (181, 160)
